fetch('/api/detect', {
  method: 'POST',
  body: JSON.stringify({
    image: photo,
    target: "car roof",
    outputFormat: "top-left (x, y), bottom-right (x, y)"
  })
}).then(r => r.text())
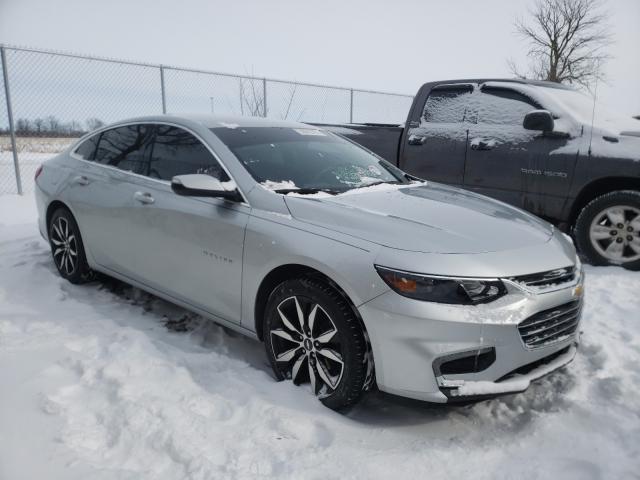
top-left (110, 114), bottom-right (311, 130)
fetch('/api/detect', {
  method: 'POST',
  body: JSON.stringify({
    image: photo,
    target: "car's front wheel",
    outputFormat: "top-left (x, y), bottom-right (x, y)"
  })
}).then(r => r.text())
top-left (48, 207), bottom-right (94, 283)
top-left (574, 190), bottom-right (640, 270)
top-left (263, 277), bottom-right (368, 410)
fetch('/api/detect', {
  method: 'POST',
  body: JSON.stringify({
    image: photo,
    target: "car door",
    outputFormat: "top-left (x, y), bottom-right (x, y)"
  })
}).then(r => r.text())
top-left (463, 85), bottom-right (576, 217)
top-left (64, 124), bottom-right (155, 272)
top-left (401, 84), bottom-right (473, 186)
top-left (120, 124), bottom-right (249, 324)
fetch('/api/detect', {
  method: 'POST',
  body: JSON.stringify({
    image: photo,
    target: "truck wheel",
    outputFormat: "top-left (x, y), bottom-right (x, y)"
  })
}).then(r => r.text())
top-left (574, 190), bottom-right (640, 270)
top-left (263, 276), bottom-right (367, 410)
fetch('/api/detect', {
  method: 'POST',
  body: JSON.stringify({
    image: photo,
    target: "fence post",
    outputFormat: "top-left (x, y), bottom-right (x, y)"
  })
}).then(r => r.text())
top-left (159, 65), bottom-right (167, 114)
top-left (349, 88), bottom-right (354, 123)
top-left (262, 78), bottom-right (268, 117)
top-left (1, 46), bottom-right (22, 195)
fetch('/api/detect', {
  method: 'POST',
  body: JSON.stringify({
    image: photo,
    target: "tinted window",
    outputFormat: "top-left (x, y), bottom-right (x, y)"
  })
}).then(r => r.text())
top-left (149, 126), bottom-right (229, 181)
top-left (74, 133), bottom-right (100, 160)
top-left (423, 88), bottom-right (473, 123)
top-left (474, 88), bottom-right (539, 125)
top-left (94, 125), bottom-right (154, 174)
top-left (211, 126), bottom-right (405, 193)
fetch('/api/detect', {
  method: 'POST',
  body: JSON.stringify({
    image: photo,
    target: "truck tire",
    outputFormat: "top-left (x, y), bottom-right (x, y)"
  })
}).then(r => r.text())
top-left (574, 190), bottom-right (640, 270)
top-left (263, 276), bottom-right (367, 410)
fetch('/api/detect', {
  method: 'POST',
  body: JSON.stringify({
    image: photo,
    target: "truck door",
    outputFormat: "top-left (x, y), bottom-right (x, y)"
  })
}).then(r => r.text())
top-left (401, 84), bottom-right (473, 186)
top-left (463, 85), bottom-right (575, 218)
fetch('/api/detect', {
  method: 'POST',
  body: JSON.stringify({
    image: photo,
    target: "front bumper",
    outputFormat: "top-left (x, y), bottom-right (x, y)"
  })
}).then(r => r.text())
top-left (438, 343), bottom-right (577, 401)
top-left (358, 273), bottom-right (583, 403)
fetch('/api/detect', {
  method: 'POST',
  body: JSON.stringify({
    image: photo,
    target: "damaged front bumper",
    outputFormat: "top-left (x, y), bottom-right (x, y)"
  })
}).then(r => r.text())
top-left (437, 343), bottom-right (578, 401)
top-left (358, 268), bottom-right (584, 403)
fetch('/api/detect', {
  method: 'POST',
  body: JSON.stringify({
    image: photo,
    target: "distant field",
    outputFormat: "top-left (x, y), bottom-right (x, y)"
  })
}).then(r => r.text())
top-left (0, 136), bottom-right (78, 193)
top-left (0, 135), bottom-right (78, 154)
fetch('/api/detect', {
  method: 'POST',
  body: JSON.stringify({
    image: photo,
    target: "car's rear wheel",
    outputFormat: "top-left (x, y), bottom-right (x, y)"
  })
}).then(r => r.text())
top-left (263, 277), bottom-right (368, 410)
top-left (574, 190), bottom-right (640, 270)
top-left (48, 208), bottom-right (94, 283)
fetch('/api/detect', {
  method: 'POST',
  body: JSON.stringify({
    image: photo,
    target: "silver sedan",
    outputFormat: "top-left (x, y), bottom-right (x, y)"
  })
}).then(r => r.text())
top-left (35, 114), bottom-right (584, 410)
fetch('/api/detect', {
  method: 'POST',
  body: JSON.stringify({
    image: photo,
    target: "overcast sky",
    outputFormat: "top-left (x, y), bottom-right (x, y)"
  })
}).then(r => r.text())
top-left (1, 0), bottom-right (638, 116)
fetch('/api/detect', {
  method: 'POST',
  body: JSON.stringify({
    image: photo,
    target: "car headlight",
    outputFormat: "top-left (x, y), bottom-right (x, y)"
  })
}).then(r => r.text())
top-left (375, 266), bottom-right (506, 305)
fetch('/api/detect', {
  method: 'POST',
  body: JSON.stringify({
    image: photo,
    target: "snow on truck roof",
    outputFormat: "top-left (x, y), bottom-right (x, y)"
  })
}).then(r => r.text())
top-left (424, 78), bottom-right (575, 91)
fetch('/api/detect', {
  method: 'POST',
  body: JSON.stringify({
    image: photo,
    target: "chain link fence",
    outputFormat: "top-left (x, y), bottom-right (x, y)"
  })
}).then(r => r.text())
top-left (0, 44), bottom-right (413, 194)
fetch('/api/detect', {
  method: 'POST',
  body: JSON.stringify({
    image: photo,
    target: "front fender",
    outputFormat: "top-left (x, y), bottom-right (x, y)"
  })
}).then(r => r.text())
top-left (240, 214), bottom-right (388, 332)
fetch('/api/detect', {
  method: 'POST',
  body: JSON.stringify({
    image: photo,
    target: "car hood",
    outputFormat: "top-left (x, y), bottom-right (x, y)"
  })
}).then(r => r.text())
top-left (283, 183), bottom-right (554, 254)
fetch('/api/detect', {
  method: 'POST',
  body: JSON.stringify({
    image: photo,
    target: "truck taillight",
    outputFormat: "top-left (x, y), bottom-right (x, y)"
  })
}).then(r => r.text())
top-left (35, 165), bottom-right (43, 180)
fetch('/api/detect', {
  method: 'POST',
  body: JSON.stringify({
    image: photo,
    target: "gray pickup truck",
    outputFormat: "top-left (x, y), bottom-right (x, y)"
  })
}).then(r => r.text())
top-left (318, 78), bottom-right (640, 270)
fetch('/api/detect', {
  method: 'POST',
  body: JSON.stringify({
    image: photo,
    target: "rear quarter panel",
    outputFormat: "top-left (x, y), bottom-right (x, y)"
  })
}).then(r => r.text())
top-left (34, 153), bottom-right (79, 240)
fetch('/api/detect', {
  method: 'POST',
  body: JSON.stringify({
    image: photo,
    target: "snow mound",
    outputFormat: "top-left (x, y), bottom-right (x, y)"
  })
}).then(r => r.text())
top-left (1, 194), bottom-right (639, 479)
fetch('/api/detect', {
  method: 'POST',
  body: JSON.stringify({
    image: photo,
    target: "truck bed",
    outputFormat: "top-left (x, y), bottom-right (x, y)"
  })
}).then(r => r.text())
top-left (311, 123), bottom-right (404, 164)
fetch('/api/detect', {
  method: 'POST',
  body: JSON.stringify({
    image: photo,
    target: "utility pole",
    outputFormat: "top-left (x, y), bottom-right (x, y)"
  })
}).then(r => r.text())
top-left (210, 96), bottom-right (214, 114)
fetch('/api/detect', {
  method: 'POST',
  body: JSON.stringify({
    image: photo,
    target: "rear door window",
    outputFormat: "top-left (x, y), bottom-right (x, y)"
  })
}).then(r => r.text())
top-left (149, 125), bottom-right (229, 182)
top-left (94, 124), bottom-right (154, 175)
top-left (422, 86), bottom-right (474, 123)
top-left (74, 133), bottom-right (100, 160)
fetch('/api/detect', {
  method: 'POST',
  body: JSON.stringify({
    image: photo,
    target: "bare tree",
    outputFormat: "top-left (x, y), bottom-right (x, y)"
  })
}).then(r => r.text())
top-left (238, 78), bottom-right (265, 117)
top-left (16, 118), bottom-right (32, 134)
top-left (85, 117), bottom-right (105, 131)
top-left (33, 117), bottom-right (44, 134)
top-left (67, 120), bottom-right (83, 135)
top-left (509, 0), bottom-right (612, 88)
top-left (44, 115), bottom-right (61, 133)
top-left (233, 67), bottom-right (304, 120)
top-left (281, 84), bottom-right (298, 120)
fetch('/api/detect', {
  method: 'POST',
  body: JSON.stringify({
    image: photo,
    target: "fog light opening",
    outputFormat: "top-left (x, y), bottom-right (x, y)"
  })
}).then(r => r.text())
top-left (434, 347), bottom-right (496, 376)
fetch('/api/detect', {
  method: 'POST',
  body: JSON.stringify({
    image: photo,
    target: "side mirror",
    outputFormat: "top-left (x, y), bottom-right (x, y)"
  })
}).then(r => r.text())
top-left (523, 110), bottom-right (555, 132)
top-left (171, 174), bottom-right (242, 201)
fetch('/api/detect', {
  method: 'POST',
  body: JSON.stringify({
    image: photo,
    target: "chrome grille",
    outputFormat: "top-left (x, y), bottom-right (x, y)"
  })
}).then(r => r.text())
top-left (518, 300), bottom-right (582, 349)
top-left (510, 266), bottom-right (576, 289)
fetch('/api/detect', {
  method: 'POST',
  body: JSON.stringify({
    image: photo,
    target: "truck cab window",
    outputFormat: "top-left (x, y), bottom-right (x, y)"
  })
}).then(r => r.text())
top-left (422, 88), bottom-right (473, 123)
top-left (474, 89), bottom-right (539, 125)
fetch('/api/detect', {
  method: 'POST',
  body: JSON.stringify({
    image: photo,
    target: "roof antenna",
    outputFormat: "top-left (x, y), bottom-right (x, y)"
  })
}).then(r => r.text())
top-left (588, 61), bottom-right (600, 156)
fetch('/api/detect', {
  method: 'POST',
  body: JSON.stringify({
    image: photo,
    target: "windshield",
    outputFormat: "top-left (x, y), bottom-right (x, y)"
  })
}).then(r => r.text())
top-left (210, 126), bottom-right (407, 194)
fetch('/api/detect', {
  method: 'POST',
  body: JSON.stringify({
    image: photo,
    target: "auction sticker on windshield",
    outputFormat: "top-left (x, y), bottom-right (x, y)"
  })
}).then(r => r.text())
top-left (293, 128), bottom-right (326, 136)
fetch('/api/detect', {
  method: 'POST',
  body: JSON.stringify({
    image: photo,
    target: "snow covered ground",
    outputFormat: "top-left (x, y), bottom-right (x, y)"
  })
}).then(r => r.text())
top-left (1, 193), bottom-right (639, 480)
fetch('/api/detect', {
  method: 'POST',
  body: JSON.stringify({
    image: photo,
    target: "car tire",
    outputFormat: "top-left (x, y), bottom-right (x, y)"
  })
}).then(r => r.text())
top-left (263, 276), bottom-right (367, 410)
top-left (48, 208), bottom-right (95, 283)
top-left (574, 190), bottom-right (640, 270)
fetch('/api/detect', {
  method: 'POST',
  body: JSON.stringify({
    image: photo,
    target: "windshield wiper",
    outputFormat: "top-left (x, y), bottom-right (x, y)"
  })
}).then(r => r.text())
top-left (349, 180), bottom-right (401, 190)
top-left (353, 181), bottom-right (386, 189)
top-left (274, 187), bottom-right (340, 195)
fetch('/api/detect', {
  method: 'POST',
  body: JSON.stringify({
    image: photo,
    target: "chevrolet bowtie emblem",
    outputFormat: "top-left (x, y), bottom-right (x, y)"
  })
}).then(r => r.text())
top-left (573, 284), bottom-right (584, 297)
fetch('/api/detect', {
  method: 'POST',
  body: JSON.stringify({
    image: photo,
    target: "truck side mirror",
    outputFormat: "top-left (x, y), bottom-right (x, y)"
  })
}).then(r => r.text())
top-left (523, 110), bottom-right (555, 132)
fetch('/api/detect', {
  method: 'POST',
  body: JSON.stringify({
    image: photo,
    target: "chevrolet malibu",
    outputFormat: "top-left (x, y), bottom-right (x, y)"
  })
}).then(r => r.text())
top-left (35, 115), bottom-right (584, 410)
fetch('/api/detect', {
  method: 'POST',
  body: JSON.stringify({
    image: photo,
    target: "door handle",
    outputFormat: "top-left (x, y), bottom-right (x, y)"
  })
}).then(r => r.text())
top-left (133, 191), bottom-right (155, 205)
top-left (72, 175), bottom-right (90, 186)
top-left (408, 134), bottom-right (426, 145)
